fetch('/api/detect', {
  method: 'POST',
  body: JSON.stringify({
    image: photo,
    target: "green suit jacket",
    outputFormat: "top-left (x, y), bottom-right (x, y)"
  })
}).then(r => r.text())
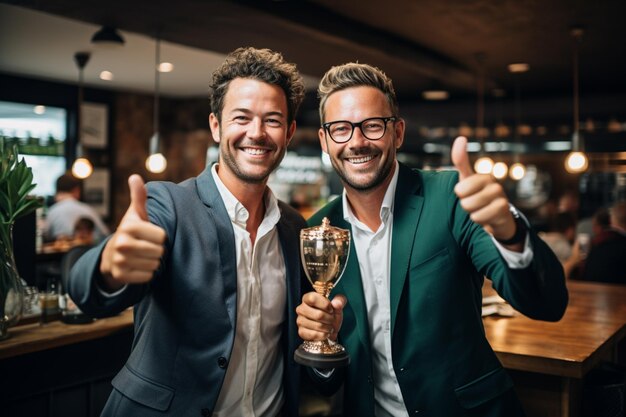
top-left (308, 163), bottom-right (567, 417)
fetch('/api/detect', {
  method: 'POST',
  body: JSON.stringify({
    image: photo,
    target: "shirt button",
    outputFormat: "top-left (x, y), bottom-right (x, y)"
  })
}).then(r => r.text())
top-left (217, 356), bottom-right (228, 368)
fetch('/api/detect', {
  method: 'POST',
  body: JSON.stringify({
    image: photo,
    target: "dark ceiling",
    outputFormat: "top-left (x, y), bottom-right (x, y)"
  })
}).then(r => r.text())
top-left (8, 0), bottom-right (626, 102)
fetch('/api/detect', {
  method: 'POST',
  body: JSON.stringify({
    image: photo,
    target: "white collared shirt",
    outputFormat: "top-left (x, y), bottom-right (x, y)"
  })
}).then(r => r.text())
top-left (342, 162), bottom-right (532, 417)
top-left (211, 164), bottom-right (286, 417)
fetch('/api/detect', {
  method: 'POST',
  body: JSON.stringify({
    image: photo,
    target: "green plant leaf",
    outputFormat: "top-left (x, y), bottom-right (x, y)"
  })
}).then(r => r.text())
top-left (0, 144), bottom-right (42, 222)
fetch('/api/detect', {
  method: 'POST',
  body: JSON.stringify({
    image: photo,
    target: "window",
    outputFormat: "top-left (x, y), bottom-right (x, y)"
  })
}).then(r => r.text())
top-left (0, 100), bottom-right (67, 197)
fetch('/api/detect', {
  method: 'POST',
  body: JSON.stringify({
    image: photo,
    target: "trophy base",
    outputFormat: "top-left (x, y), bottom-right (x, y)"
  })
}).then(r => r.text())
top-left (294, 346), bottom-right (350, 369)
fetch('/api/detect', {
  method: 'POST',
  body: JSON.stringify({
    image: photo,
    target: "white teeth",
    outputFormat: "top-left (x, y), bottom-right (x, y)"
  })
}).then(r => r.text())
top-left (243, 148), bottom-right (268, 155)
top-left (347, 155), bottom-right (374, 164)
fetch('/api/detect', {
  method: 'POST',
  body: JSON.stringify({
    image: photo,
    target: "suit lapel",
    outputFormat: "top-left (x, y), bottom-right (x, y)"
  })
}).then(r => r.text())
top-left (390, 164), bottom-right (424, 334)
top-left (195, 168), bottom-right (238, 331)
top-left (276, 215), bottom-right (300, 329)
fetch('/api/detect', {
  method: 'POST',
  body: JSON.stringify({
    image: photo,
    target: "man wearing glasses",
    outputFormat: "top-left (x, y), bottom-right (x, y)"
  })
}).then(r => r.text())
top-left (296, 63), bottom-right (567, 417)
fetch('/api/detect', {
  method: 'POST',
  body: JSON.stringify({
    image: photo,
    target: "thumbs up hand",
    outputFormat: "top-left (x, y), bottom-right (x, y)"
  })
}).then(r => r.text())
top-left (451, 136), bottom-right (518, 245)
top-left (100, 175), bottom-right (166, 290)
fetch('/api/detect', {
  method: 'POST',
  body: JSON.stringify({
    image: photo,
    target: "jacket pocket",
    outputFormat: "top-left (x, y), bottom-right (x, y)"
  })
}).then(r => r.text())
top-left (409, 247), bottom-right (451, 275)
top-left (454, 367), bottom-right (514, 409)
top-left (111, 365), bottom-right (175, 411)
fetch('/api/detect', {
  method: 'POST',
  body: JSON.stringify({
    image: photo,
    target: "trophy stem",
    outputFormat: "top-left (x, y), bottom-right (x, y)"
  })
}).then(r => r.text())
top-left (313, 281), bottom-right (334, 298)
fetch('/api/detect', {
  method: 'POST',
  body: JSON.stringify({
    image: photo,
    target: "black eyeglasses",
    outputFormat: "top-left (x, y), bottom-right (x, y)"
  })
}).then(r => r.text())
top-left (322, 116), bottom-right (397, 143)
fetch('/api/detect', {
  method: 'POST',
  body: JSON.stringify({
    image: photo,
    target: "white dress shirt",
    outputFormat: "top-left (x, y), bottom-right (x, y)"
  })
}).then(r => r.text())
top-left (341, 162), bottom-right (532, 417)
top-left (211, 165), bottom-right (287, 417)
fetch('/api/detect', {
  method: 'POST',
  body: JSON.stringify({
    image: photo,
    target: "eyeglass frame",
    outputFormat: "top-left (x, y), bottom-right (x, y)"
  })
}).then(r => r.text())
top-left (322, 116), bottom-right (398, 144)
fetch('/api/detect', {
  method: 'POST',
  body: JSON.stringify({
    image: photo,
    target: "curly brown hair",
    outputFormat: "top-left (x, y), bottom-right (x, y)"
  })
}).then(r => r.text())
top-left (209, 47), bottom-right (305, 124)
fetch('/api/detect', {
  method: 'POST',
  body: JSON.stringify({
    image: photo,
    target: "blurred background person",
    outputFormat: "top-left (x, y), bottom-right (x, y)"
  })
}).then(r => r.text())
top-left (539, 211), bottom-right (582, 279)
top-left (73, 217), bottom-right (95, 245)
top-left (581, 201), bottom-right (626, 284)
top-left (539, 211), bottom-right (577, 262)
top-left (43, 172), bottom-right (110, 244)
top-left (590, 207), bottom-right (616, 246)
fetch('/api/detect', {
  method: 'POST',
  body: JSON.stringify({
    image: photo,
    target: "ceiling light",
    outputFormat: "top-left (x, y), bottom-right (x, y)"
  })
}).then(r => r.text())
top-left (71, 51), bottom-right (93, 179)
top-left (474, 156), bottom-right (494, 174)
top-left (508, 61), bottom-right (528, 180)
top-left (565, 27), bottom-right (588, 174)
top-left (99, 70), bottom-right (113, 81)
top-left (422, 79), bottom-right (449, 100)
top-left (422, 89), bottom-right (449, 100)
top-left (33, 105), bottom-right (45, 115)
top-left (146, 35), bottom-right (167, 174)
top-left (509, 163), bottom-right (526, 180)
top-left (492, 162), bottom-right (508, 179)
top-left (91, 26), bottom-right (125, 46)
top-left (72, 157), bottom-right (93, 179)
top-left (146, 151), bottom-right (167, 173)
top-left (507, 63), bottom-right (530, 73)
top-left (158, 62), bottom-right (174, 73)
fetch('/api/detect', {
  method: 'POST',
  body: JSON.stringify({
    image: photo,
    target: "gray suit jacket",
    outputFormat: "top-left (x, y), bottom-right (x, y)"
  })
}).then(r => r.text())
top-left (69, 167), bottom-right (306, 417)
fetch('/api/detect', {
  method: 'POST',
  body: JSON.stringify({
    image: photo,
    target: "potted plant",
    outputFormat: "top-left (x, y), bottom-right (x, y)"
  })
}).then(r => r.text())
top-left (0, 139), bottom-right (41, 339)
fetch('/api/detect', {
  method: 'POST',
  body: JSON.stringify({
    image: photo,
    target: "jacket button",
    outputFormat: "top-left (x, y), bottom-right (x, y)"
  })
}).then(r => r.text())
top-left (201, 408), bottom-right (211, 417)
top-left (367, 375), bottom-right (373, 383)
top-left (217, 356), bottom-right (228, 368)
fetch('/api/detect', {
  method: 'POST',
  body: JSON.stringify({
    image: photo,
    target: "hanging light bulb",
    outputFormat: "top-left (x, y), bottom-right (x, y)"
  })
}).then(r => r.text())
top-left (146, 132), bottom-right (167, 173)
top-left (564, 27), bottom-right (588, 174)
top-left (565, 151), bottom-right (589, 173)
top-left (492, 161), bottom-right (508, 179)
top-left (146, 34), bottom-right (168, 174)
top-left (472, 53), bottom-right (492, 175)
top-left (474, 156), bottom-right (494, 174)
top-left (72, 51), bottom-right (93, 179)
top-left (508, 62), bottom-right (528, 180)
top-left (509, 163), bottom-right (526, 180)
top-left (72, 157), bottom-right (93, 179)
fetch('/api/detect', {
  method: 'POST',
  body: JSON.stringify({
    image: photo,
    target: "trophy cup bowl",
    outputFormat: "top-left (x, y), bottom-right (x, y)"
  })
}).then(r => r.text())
top-left (294, 217), bottom-right (351, 368)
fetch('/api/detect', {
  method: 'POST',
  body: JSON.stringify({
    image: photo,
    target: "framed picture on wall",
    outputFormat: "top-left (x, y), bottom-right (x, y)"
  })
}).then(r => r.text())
top-left (83, 168), bottom-right (110, 218)
top-left (80, 102), bottom-right (108, 148)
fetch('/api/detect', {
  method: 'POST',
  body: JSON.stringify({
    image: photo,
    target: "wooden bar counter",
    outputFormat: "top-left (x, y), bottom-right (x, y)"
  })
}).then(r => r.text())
top-left (0, 309), bottom-right (133, 359)
top-left (0, 309), bottom-right (134, 416)
top-left (484, 281), bottom-right (626, 417)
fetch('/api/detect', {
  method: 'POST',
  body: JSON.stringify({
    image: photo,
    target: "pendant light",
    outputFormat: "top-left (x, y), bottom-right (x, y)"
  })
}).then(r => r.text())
top-left (71, 51), bottom-right (94, 179)
top-left (508, 63), bottom-right (529, 180)
top-left (146, 35), bottom-right (167, 174)
top-left (473, 53), bottom-right (493, 174)
top-left (565, 27), bottom-right (589, 174)
top-left (91, 26), bottom-right (125, 46)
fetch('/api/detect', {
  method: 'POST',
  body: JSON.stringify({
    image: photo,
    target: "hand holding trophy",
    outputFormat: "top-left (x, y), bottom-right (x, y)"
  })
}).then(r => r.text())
top-left (295, 217), bottom-right (351, 368)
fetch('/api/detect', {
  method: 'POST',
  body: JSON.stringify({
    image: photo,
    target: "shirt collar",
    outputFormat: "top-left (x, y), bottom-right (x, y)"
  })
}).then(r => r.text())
top-left (343, 160), bottom-right (399, 227)
top-left (211, 163), bottom-right (281, 228)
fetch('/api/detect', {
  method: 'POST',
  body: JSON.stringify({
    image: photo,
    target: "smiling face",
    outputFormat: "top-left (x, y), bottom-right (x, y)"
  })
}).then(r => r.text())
top-left (319, 86), bottom-right (404, 193)
top-left (209, 77), bottom-right (295, 188)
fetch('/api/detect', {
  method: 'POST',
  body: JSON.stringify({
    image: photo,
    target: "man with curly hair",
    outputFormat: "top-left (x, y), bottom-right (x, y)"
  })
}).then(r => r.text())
top-left (70, 47), bottom-right (307, 417)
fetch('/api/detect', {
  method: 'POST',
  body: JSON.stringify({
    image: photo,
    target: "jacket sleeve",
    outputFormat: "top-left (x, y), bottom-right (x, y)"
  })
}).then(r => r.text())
top-left (68, 239), bottom-right (148, 318)
top-left (447, 172), bottom-right (568, 321)
top-left (68, 182), bottom-right (175, 318)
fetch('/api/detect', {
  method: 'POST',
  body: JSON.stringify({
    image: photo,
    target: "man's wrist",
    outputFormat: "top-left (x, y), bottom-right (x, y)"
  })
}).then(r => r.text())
top-left (496, 207), bottom-right (527, 246)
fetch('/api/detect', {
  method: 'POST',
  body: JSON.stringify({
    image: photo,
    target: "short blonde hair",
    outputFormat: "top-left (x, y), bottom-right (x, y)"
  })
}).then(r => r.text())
top-left (317, 63), bottom-right (398, 123)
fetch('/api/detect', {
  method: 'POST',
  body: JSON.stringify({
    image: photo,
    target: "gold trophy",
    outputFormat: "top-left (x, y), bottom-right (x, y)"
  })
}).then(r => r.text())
top-left (295, 217), bottom-right (351, 368)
